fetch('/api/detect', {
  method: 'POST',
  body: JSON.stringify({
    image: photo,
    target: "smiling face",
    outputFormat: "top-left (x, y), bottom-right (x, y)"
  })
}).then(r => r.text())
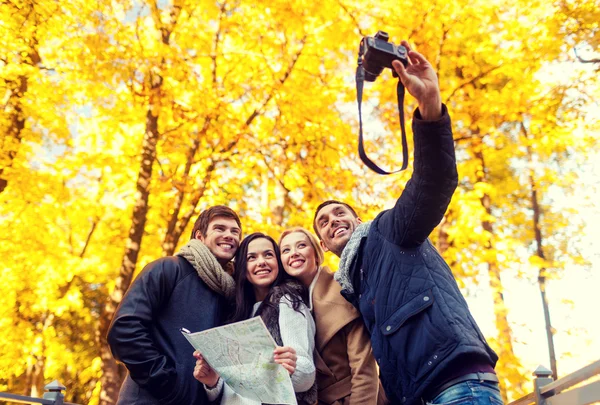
top-left (314, 203), bottom-right (361, 257)
top-left (245, 237), bottom-right (280, 301)
top-left (280, 231), bottom-right (319, 287)
top-left (197, 217), bottom-right (241, 266)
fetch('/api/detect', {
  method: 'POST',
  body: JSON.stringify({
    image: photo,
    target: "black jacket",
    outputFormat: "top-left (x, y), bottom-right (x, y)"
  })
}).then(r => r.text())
top-left (107, 256), bottom-right (229, 404)
top-left (344, 105), bottom-right (498, 404)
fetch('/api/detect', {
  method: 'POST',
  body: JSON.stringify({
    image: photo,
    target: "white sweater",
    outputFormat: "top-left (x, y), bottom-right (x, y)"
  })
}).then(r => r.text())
top-left (205, 296), bottom-right (316, 404)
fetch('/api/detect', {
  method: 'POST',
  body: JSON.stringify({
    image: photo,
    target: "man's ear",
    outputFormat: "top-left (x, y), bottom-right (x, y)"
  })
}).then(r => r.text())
top-left (194, 230), bottom-right (204, 241)
top-left (320, 240), bottom-right (330, 252)
top-left (357, 217), bottom-right (362, 224)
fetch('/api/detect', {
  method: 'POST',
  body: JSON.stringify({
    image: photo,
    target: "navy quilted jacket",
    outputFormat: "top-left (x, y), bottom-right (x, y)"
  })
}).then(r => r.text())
top-left (345, 105), bottom-right (498, 404)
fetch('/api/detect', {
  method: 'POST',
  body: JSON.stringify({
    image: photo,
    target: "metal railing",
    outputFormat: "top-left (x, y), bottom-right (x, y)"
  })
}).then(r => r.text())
top-left (509, 359), bottom-right (600, 405)
top-left (0, 380), bottom-right (79, 405)
top-left (2, 360), bottom-right (599, 405)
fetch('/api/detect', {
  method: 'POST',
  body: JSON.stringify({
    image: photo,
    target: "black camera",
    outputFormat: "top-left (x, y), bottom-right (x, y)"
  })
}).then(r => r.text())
top-left (360, 31), bottom-right (408, 82)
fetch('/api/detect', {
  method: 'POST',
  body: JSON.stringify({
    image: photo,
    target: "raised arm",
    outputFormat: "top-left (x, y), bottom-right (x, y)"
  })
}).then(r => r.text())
top-left (377, 42), bottom-right (458, 247)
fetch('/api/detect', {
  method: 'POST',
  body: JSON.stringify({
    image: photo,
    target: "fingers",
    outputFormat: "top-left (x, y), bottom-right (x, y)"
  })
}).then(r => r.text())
top-left (400, 40), bottom-right (412, 53)
top-left (274, 346), bottom-right (297, 375)
top-left (194, 354), bottom-right (211, 372)
top-left (392, 60), bottom-right (410, 85)
top-left (273, 345), bottom-right (295, 354)
top-left (193, 350), bottom-right (203, 360)
top-left (194, 359), bottom-right (213, 376)
top-left (399, 40), bottom-right (429, 66)
top-left (407, 50), bottom-right (429, 66)
top-left (274, 346), bottom-right (297, 361)
top-left (275, 359), bottom-right (296, 375)
top-left (194, 362), bottom-right (210, 379)
top-left (275, 359), bottom-right (296, 370)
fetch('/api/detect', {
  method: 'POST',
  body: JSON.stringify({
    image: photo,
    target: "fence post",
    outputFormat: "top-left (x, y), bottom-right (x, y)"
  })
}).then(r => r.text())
top-left (533, 365), bottom-right (554, 405)
top-left (43, 380), bottom-right (66, 405)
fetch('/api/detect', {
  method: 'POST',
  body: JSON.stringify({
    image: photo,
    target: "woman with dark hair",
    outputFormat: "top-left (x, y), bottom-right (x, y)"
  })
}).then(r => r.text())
top-left (193, 232), bottom-right (317, 405)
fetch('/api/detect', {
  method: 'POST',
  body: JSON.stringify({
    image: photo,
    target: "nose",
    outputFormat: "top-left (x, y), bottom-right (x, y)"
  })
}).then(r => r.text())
top-left (257, 256), bottom-right (267, 267)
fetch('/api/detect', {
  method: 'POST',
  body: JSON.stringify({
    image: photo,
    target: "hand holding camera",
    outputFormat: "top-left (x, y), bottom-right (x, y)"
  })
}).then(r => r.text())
top-left (391, 41), bottom-right (441, 121)
top-left (361, 32), bottom-right (441, 121)
top-left (355, 31), bottom-right (444, 175)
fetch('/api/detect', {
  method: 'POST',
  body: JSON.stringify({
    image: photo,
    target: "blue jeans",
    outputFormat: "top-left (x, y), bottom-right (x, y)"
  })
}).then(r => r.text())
top-left (426, 380), bottom-right (504, 405)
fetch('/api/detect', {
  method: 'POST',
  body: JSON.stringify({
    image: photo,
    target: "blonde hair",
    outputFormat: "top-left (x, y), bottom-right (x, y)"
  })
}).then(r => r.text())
top-left (278, 227), bottom-right (324, 268)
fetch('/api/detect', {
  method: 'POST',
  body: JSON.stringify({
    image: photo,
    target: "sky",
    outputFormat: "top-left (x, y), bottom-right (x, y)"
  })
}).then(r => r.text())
top-left (466, 151), bottom-right (600, 390)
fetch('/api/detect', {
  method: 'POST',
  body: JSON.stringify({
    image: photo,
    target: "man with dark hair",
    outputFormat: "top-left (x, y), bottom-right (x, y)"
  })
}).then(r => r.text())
top-left (108, 205), bottom-right (242, 404)
top-left (313, 42), bottom-right (502, 405)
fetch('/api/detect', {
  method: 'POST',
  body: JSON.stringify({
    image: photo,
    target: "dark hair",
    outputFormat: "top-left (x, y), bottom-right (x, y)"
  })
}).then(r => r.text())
top-left (191, 205), bottom-right (241, 240)
top-left (229, 232), bottom-right (308, 324)
top-left (313, 200), bottom-right (359, 239)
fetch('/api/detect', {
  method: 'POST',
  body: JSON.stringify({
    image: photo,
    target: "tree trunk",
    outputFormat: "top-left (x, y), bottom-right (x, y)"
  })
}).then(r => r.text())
top-left (272, 180), bottom-right (287, 227)
top-left (97, 74), bottom-right (162, 405)
top-left (0, 46), bottom-right (40, 193)
top-left (528, 156), bottom-right (558, 379)
top-left (538, 272), bottom-right (557, 378)
top-left (474, 140), bottom-right (524, 400)
top-left (28, 354), bottom-right (45, 398)
top-left (522, 123), bottom-right (558, 379)
top-left (162, 156), bottom-right (215, 256)
top-left (25, 312), bottom-right (54, 398)
top-left (0, 75), bottom-right (26, 194)
top-left (0, 0), bottom-right (41, 193)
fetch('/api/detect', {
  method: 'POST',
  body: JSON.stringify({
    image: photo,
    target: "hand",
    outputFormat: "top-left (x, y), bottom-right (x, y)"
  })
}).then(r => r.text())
top-left (274, 346), bottom-right (297, 375)
top-left (392, 41), bottom-right (442, 121)
top-left (193, 351), bottom-right (219, 388)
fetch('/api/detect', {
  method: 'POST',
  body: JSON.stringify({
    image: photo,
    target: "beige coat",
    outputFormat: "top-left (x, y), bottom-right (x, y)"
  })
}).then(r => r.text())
top-left (312, 267), bottom-right (386, 405)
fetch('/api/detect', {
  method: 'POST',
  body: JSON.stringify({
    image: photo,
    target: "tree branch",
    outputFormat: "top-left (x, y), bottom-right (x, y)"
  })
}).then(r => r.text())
top-left (335, 0), bottom-right (367, 36)
top-left (444, 64), bottom-right (503, 104)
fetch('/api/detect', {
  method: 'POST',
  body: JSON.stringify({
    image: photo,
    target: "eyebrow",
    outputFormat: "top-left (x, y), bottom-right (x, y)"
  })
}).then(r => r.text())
top-left (316, 212), bottom-right (327, 225)
top-left (317, 207), bottom-right (341, 225)
top-left (211, 223), bottom-right (241, 232)
top-left (247, 249), bottom-right (275, 255)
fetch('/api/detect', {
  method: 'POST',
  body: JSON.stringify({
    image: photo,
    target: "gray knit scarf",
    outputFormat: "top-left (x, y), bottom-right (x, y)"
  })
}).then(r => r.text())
top-left (334, 221), bottom-right (371, 295)
top-left (175, 239), bottom-right (235, 300)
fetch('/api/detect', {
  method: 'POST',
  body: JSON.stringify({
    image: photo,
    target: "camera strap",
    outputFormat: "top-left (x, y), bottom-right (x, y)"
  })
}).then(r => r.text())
top-left (355, 65), bottom-right (409, 174)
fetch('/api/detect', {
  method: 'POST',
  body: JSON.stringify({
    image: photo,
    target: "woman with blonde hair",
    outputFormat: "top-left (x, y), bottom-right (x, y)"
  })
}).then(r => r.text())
top-left (279, 227), bottom-right (385, 405)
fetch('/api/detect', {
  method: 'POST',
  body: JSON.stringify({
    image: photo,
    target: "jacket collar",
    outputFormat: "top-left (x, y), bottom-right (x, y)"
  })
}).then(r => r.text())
top-left (312, 266), bottom-right (360, 351)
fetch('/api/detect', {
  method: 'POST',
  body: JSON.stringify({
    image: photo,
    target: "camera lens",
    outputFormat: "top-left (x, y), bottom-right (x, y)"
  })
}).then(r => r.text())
top-left (363, 60), bottom-right (383, 82)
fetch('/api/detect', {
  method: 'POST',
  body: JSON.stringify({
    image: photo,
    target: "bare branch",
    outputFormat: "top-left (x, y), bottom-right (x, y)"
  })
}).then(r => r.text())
top-left (574, 47), bottom-right (600, 64)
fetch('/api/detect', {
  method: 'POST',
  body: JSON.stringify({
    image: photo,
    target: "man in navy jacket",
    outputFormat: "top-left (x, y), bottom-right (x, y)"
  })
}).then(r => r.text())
top-left (313, 41), bottom-right (503, 405)
top-left (108, 205), bottom-right (242, 404)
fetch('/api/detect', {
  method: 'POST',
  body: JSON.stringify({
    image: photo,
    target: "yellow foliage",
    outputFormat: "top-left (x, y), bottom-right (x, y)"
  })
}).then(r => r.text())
top-left (0, 0), bottom-right (598, 402)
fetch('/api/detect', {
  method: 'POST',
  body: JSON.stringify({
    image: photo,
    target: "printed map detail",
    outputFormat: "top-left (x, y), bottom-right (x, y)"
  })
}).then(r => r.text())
top-left (182, 316), bottom-right (296, 405)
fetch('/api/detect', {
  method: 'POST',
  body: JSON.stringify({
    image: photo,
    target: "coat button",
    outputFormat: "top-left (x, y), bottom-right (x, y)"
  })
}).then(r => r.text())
top-left (386, 325), bottom-right (391, 331)
top-left (428, 361), bottom-right (433, 366)
top-left (433, 355), bottom-right (438, 359)
top-left (423, 296), bottom-right (430, 302)
top-left (402, 397), bottom-right (406, 402)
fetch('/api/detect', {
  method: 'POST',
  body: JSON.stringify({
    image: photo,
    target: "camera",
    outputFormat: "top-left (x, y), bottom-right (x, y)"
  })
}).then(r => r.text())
top-left (360, 31), bottom-right (408, 82)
